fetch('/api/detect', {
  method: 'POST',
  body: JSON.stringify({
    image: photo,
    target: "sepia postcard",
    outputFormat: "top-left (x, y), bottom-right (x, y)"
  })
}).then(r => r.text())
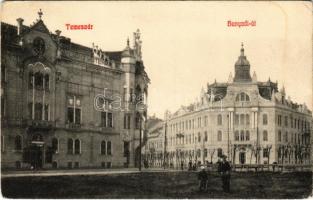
top-left (0, 1), bottom-right (312, 199)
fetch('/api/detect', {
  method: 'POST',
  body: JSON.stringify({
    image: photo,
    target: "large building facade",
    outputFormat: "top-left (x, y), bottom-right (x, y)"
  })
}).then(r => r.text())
top-left (163, 44), bottom-right (312, 167)
top-left (1, 11), bottom-right (149, 169)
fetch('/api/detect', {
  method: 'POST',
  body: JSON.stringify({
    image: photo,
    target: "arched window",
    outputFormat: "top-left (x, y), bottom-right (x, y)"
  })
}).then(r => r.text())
top-left (74, 139), bottom-right (81, 154)
top-left (236, 92), bottom-right (250, 102)
top-left (107, 141), bottom-right (112, 155)
top-left (235, 131), bottom-right (239, 141)
top-left (101, 141), bottom-right (106, 155)
top-left (15, 135), bottom-right (22, 151)
top-left (263, 131), bottom-right (268, 141)
top-left (217, 114), bottom-right (222, 125)
top-left (204, 131), bottom-right (208, 142)
top-left (246, 131), bottom-right (250, 141)
top-left (217, 131), bottom-right (222, 141)
top-left (67, 139), bottom-right (73, 154)
top-left (52, 138), bottom-right (58, 153)
top-left (263, 114), bottom-right (268, 125)
top-left (240, 130), bottom-right (245, 141)
top-left (285, 132), bottom-right (288, 142)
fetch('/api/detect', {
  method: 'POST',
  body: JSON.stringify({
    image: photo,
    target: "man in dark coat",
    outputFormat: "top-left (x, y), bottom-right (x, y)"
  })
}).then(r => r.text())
top-left (220, 155), bottom-right (231, 192)
top-left (198, 166), bottom-right (208, 192)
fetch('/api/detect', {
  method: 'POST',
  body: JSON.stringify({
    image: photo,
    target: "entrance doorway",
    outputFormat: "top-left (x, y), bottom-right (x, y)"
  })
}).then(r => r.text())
top-left (239, 152), bottom-right (246, 164)
top-left (30, 144), bottom-right (43, 169)
top-left (30, 134), bottom-right (44, 169)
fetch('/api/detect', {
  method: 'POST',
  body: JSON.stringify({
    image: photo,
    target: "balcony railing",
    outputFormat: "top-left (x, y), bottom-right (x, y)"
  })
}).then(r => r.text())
top-left (23, 119), bottom-right (54, 130)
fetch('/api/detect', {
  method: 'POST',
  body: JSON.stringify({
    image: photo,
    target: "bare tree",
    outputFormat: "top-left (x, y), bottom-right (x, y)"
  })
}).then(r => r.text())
top-left (262, 144), bottom-right (272, 165)
top-left (208, 148), bottom-right (216, 163)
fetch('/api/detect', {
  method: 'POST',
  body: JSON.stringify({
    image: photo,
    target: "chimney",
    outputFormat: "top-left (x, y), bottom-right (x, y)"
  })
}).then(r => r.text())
top-left (16, 18), bottom-right (24, 36)
top-left (55, 29), bottom-right (61, 37)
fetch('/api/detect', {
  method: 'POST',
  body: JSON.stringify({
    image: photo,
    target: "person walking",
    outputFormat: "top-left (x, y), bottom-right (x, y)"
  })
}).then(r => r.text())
top-left (220, 155), bottom-right (231, 193)
top-left (198, 166), bottom-right (208, 192)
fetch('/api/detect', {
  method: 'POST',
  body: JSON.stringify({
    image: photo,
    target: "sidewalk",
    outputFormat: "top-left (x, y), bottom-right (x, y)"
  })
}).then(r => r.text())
top-left (1, 167), bottom-right (182, 178)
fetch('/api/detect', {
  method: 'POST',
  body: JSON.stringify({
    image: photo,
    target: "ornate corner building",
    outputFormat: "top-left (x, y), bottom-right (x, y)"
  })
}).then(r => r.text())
top-left (163, 44), bottom-right (312, 167)
top-left (1, 10), bottom-right (150, 169)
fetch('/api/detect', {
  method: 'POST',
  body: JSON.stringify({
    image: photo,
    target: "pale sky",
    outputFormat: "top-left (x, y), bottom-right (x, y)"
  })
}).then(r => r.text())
top-left (1, 1), bottom-right (312, 119)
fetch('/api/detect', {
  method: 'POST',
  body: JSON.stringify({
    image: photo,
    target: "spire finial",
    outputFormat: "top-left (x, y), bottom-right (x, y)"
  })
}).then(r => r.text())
top-left (240, 42), bottom-right (244, 56)
top-left (38, 9), bottom-right (43, 20)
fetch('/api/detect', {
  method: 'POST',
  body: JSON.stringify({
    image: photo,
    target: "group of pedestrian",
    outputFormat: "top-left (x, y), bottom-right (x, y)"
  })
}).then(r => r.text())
top-left (197, 155), bottom-right (231, 193)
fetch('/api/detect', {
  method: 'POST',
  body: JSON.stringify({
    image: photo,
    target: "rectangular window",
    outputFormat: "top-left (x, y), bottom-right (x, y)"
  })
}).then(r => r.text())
top-left (101, 112), bottom-right (107, 127)
top-left (234, 114), bottom-right (239, 125)
top-left (129, 88), bottom-right (133, 102)
top-left (263, 149), bottom-right (269, 158)
top-left (124, 141), bottom-right (130, 157)
top-left (75, 108), bottom-right (81, 124)
top-left (107, 141), bottom-right (112, 155)
top-left (124, 114), bottom-right (131, 129)
top-left (34, 103), bottom-right (42, 120)
top-left (108, 113), bottom-right (113, 127)
top-left (284, 116), bottom-right (288, 127)
top-left (44, 104), bottom-right (49, 121)
top-left (123, 88), bottom-right (127, 102)
top-left (68, 107), bottom-right (74, 123)
top-left (204, 131), bottom-right (208, 142)
top-left (28, 102), bottom-right (33, 119)
top-left (67, 95), bottom-right (82, 124)
top-left (240, 114), bottom-right (244, 125)
top-left (263, 114), bottom-right (268, 125)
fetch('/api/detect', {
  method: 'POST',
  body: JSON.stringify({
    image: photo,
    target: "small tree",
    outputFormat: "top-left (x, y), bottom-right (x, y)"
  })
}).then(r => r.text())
top-left (208, 148), bottom-right (216, 163)
top-left (262, 144), bottom-right (272, 165)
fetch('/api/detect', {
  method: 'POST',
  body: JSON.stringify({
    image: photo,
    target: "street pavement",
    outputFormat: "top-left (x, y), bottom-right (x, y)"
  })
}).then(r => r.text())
top-left (1, 167), bottom-right (182, 178)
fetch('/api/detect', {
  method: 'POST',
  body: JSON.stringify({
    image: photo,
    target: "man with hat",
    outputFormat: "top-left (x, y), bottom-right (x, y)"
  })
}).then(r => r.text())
top-left (220, 155), bottom-right (231, 193)
top-left (198, 165), bottom-right (208, 192)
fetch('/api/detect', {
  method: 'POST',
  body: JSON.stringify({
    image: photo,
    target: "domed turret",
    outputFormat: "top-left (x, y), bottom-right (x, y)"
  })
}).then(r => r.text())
top-left (234, 43), bottom-right (252, 82)
top-left (121, 38), bottom-right (134, 58)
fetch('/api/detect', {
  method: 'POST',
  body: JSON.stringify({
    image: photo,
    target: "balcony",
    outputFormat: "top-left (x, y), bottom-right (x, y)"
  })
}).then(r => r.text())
top-left (23, 119), bottom-right (54, 130)
top-left (66, 123), bottom-right (81, 129)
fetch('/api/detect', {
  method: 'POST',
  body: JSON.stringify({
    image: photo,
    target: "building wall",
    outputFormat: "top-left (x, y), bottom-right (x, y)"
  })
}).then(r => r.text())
top-left (164, 83), bottom-right (311, 167)
top-left (1, 17), bottom-right (149, 169)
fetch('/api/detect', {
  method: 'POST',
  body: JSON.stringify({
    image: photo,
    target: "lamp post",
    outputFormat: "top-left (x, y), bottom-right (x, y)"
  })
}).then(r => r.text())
top-left (227, 114), bottom-right (230, 159)
top-left (137, 98), bottom-right (146, 171)
top-left (139, 114), bottom-right (142, 171)
top-left (163, 120), bottom-right (167, 169)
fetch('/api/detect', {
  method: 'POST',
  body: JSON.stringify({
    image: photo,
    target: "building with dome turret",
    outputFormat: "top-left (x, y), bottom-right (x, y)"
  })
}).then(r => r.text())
top-left (1, 10), bottom-right (150, 169)
top-left (162, 44), bottom-right (312, 167)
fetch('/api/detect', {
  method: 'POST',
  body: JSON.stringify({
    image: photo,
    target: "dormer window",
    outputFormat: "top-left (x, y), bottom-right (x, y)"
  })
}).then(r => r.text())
top-left (236, 92), bottom-right (250, 102)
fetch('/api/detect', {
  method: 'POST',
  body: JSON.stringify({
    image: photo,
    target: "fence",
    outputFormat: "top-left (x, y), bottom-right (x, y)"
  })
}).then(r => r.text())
top-left (210, 164), bottom-right (312, 172)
